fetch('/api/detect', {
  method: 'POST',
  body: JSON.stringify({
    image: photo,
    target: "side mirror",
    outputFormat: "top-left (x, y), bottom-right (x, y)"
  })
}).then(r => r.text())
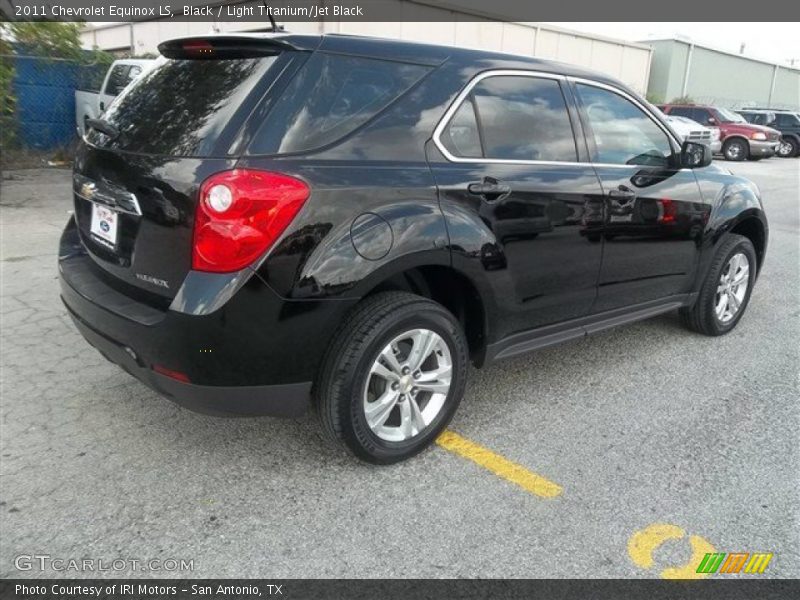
top-left (707, 117), bottom-right (716, 125)
top-left (681, 141), bottom-right (713, 168)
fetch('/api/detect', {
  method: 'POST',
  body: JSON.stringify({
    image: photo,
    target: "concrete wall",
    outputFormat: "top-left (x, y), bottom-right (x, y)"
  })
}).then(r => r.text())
top-left (80, 12), bottom-right (652, 92)
top-left (645, 39), bottom-right (800, 110)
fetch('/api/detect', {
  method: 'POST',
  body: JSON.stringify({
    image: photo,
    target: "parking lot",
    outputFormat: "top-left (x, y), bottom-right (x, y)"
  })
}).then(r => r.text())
top-left (1, 158), bottom-right (798, 578)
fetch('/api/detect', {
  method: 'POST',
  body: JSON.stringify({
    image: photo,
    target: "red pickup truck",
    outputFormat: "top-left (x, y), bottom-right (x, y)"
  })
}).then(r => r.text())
top-left (658, 104), bottom-right (781, 161)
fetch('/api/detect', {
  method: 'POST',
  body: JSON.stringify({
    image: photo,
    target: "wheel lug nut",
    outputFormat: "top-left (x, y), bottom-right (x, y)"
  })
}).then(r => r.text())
top-left (411, 387), bottom-right (418, 395)
top-left (391, 382), bottom-right (399, 390)
top-left (402, 367), bottom-right (410, 375)
top-left (413, 370), bottom-right (421, 379)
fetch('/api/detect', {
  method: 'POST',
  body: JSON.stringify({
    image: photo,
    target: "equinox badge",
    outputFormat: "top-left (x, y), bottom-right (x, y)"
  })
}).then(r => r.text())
top-left (135, 273), bottom-right (169, 289)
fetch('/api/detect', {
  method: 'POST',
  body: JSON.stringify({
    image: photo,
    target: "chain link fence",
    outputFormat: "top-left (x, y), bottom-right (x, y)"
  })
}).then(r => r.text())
top-left (1, 53), bottom-right (106, 165)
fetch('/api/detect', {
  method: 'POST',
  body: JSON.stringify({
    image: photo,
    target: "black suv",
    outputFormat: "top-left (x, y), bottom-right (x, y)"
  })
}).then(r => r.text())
top-left (737, 109), bottom-right (800, 158)
top-left (60, 33), bottom-right (768, 463)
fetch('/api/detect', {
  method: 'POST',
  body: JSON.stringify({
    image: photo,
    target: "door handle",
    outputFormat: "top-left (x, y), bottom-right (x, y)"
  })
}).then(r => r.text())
top-left (99, 101), bottom-right (105, 111)
top-left (468, 178), bottom-right (511, 201)
top-left (608, 187), bottom-right (636, 204)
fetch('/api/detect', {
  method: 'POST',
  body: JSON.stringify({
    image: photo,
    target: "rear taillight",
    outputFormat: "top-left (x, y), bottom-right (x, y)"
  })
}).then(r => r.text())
top-left (192, 169), bottom-right (310, 273)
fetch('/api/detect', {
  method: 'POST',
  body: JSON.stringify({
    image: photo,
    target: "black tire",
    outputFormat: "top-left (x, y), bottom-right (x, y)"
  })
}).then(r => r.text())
top-left (777, 137), bottom-right (799, 158)
top-left (315, 291), bottom-right (468, 464)
top-left (722, 138), bottom-right (748, 162)
top-left (680, 234), bottom-right (757, 336)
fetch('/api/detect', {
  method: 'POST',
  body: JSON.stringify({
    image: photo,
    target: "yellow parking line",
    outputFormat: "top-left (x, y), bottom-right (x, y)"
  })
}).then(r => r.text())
top-left (436, 430), bottom-right (563, 498)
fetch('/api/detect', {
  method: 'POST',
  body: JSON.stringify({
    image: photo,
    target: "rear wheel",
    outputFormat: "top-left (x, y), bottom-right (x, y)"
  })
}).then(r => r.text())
top-left (680, 234), bottom-right (756, 336)
top-left (723, 138), bottom-right (748, 162)
top-left (777, 137), bottom-right (798, 158)
top-left (315, 292), bottom-right (468, 464)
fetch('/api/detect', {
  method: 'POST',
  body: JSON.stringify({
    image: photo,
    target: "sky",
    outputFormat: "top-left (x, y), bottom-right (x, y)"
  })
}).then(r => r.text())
top-left (546, 22), bottom-right (800, 67)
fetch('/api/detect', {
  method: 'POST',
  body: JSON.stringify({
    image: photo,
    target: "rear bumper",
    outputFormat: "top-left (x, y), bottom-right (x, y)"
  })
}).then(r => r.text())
top-left (749, 139), bottom-right (779, 157)
top-left (65, 303), bottom-right (311, 417)
top-left (59, 218), bottom-right (350, 417)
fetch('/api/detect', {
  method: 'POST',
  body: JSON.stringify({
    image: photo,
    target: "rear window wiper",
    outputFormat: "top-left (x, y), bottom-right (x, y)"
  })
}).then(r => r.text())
top-left (85, 118), bottom-right (120, 140)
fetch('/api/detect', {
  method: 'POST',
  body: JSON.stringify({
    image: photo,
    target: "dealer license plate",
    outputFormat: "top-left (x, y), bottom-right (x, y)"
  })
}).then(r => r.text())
top-left (90, 203), bottom-right (118, 247)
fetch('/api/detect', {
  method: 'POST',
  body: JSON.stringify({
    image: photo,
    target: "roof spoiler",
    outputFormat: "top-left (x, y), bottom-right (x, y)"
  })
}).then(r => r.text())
top-left (158, 35), bottom-right (301, 59)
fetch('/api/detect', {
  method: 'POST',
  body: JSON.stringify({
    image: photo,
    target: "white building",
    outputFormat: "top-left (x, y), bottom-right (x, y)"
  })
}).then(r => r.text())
top-left (80, 4), bottom-right (652, 93)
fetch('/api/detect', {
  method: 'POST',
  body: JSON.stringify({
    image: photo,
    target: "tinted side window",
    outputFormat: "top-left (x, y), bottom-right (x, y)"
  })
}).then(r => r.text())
top-left (775, 113), bottom-right (799, 127)
top-left (669, 106), bottom-right (694, 119)
top-left (692, 108), bottom-right (712, 124)
top-left (577, 84), bottom-right (672, 167)
top-left (467, 76), bottom-right (577, 161)
top-left (249, 53), bottom-right (430, 155)
top-left (103, 65), bottom-right (130, 96)
top-left (442, 76), bottom-right (577, 161)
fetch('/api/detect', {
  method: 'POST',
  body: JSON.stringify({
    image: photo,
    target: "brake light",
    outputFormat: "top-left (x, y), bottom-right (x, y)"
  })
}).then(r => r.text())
top-left (182, 40), bottom-right (214, 56)
top-left (192, 169), bottom-right (310, 273)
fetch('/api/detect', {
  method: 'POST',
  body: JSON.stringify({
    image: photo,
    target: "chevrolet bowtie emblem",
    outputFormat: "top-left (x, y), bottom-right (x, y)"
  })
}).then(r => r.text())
top-left (80, 182), bottom-right (97, 200)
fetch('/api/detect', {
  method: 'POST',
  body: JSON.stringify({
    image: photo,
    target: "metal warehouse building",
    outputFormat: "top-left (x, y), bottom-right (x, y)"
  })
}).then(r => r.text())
top-left (646, 38), bottom-right (800, 111)
top-left (79, 5), bottom-right (653, 93)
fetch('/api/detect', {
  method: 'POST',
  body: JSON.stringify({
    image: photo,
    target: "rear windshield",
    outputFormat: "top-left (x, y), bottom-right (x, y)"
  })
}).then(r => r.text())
top-left (248, 52), bottom-right (431, 155)
top-left (87, 56), bottom-right (278, 156)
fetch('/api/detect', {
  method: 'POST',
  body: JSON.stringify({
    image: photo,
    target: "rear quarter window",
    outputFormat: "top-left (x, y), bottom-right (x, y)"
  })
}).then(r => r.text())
top-left (247, 53), bottom-right (430, 155)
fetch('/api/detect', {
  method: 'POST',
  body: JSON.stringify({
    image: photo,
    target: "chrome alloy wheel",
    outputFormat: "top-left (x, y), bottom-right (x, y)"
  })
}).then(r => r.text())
top-left (777, 140), bottom-right (794, 157)
top-left (363, 328), bottom-right (453, 442)
top-left (715, 252), bottom-right (750, 323)
top-left (726, 142), bottom-right (743, 160)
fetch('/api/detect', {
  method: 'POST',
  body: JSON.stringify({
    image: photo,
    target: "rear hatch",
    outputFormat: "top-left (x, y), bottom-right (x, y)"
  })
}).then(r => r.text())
top-left (72, 37), bottom-right (303, 302)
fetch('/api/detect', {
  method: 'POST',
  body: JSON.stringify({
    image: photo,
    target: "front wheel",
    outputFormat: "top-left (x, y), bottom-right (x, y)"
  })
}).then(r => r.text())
top-left (777, 137), bottom-right (798, 158)
top-left (680, 234), bottom-right (757, 336)
top-left (723, 138), bottom-right (748, 162)
top-left (315, 292), bottom-right (468, 464)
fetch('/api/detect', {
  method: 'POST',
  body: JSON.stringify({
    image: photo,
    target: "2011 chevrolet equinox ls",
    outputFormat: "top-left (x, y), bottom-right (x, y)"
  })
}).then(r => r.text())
top-left (60, 33), bottom-right (768, 463)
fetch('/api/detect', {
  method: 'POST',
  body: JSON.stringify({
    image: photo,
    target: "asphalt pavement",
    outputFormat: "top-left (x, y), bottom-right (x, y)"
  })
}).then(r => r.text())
top-left (0, 158), bottom-right (798, 578)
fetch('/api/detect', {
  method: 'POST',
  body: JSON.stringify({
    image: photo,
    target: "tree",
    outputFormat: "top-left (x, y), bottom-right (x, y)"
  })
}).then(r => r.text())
top-left (645, 92), bottom-right (664, 105)
top-left (0, 21), bottom-right (112, 64)
top-left (2, 21), bottom-right (84, 59)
